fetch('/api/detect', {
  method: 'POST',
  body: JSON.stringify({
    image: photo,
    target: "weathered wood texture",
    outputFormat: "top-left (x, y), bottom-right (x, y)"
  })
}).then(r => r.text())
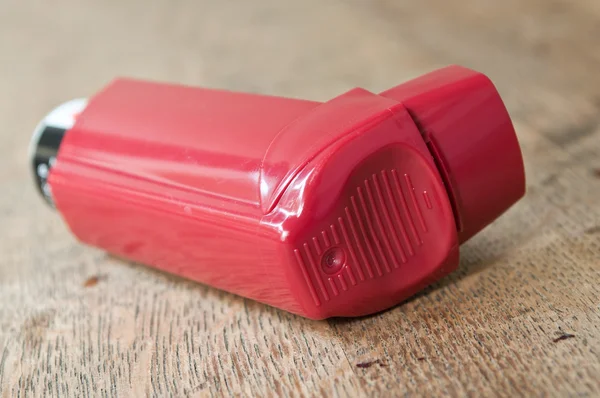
top-left (1, 1), bottom-right (599, 396)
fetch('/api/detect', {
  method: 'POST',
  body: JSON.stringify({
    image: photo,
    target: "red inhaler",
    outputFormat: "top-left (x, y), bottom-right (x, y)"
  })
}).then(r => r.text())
top-left (30, 66), bottom-right (525, 320)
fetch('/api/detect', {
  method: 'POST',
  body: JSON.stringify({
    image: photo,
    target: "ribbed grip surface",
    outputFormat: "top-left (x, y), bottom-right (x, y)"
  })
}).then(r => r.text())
top-left (294, 169), bottom-right (433, 306)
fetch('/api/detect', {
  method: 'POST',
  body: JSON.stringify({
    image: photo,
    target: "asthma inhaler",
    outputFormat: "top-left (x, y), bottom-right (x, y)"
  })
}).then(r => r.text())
top-left (30, 66), bottom-right (525, 319)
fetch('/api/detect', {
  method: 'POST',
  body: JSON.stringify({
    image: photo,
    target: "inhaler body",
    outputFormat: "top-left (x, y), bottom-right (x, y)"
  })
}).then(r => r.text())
top-left (31, 66), bottom-right (525, 319)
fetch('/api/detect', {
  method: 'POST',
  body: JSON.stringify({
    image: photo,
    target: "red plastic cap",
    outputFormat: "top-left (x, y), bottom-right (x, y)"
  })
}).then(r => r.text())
top-left (380, 66), bottom-right (525, 243)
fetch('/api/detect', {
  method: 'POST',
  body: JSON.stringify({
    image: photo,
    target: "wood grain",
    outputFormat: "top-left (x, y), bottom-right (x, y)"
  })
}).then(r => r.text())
top-left (0, 0), bottom-right (599, 396)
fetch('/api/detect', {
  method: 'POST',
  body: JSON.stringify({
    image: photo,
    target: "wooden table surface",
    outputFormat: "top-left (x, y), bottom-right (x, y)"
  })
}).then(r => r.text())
top-left (1, 1), bottom-right (599, 396)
